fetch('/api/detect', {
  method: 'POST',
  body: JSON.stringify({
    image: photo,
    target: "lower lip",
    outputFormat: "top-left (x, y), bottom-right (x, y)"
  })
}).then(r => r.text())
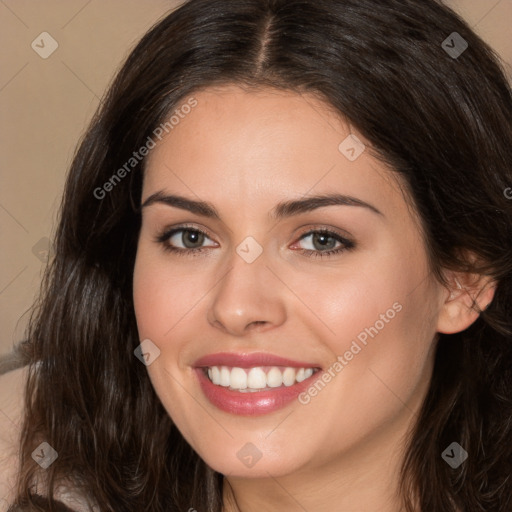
top-left (194, 368), bottom-right (320, 416)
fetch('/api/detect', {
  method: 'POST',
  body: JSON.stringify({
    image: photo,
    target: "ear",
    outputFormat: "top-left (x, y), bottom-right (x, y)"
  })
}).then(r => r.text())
top-left (436, 269), bottom-right (497, 334)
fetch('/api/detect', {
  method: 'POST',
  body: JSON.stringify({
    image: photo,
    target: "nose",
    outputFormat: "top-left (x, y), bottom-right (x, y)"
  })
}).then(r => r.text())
top-left (207, 248), bottom-right (287, 337)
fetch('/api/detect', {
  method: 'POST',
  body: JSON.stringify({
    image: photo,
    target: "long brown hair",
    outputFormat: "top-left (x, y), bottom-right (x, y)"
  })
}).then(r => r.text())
top-left (10, 0), bottom-right (512, 510)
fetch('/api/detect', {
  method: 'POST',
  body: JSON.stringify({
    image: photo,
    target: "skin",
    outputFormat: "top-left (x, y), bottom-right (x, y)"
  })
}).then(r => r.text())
top-left (132, 84), bottom-right (495, 512)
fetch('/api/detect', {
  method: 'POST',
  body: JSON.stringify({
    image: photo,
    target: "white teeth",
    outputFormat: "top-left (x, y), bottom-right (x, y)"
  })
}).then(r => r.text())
top-left (211, 366), bottom-right (220, 385)
top-left (230, 367), bottom-right (247, 390)
top-left (295, 368), bottom-right (306, 382)
top-left (282, 367), bottom-right (296, 386)
top-left (204, 365), bottom-right (318, 391)
top-left (220, 367), bottom-right (231, 387)
top-left (247, 367), bottom-right (267, 389)
top-left (266, 367), bottom-right (283, 387)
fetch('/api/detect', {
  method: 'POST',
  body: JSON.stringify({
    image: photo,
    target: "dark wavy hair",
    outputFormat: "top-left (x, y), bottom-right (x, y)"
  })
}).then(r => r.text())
top-left (9, 0), bottom-right (512, 510)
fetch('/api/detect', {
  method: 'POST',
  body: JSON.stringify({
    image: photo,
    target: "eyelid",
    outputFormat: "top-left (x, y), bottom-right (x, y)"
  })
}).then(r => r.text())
top-left (293, 224), bottom-right (353, 241)
top-left (155, 222), bottom-right (356, 256)
top-left (294, 224), bottom-right (356, 245)
top-left (157, 222), bottom-right (218, 243)
top-left (157, 223), bottom-right (353, 243)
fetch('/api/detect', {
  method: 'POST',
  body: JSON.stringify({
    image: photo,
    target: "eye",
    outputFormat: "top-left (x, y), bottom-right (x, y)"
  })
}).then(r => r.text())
top-left (155, 224), bottom-right (355, 259)
top-left (292, 228), bottom-right (355, 259)
top-left (156, 225), bottom-right (217, 256)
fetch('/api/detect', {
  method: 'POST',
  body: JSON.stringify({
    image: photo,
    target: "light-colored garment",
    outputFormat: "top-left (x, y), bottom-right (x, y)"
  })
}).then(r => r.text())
top-left (0, 364), bottom-right (27, 511)
top-left (53, 484), bottom-right (99, 511)
top-left (0, 360), bottom-right (99, 512)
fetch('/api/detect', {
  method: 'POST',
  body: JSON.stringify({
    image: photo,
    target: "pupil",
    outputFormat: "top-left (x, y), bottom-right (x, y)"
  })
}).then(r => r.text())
top-left (314, 233), bottom-right (335, 250)
top-left (185, 230), bottom-right (203, 248)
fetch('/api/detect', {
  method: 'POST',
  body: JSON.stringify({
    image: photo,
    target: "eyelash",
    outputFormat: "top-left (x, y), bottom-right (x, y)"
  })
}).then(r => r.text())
top-left (155, 224), bottom-right (355, 259)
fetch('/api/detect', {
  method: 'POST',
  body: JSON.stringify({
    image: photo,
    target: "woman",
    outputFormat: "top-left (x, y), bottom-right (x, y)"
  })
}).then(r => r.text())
top-left (1, 0), bottom-right (511, 510)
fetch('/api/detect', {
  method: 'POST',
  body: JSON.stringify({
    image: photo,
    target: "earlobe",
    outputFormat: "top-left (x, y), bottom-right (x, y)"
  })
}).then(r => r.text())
top-left (436, 272), bottom-right (496, 335)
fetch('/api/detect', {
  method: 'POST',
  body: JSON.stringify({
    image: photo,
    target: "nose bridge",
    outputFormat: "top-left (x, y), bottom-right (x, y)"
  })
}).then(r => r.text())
top-left (208, 239), bottom-right (286, 335)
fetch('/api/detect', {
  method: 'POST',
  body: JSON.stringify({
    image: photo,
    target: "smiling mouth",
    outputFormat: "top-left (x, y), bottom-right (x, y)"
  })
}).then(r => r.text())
top-left (202, 365), bottom-right (321, 392)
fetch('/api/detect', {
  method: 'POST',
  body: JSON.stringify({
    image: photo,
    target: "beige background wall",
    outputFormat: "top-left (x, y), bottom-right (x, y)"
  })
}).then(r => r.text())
top-left (1, 0), bottom-right (511, 356)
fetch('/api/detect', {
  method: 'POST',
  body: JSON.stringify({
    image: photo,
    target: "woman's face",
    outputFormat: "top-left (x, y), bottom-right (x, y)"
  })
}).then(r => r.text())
top-left (133, 84), bottom-right (448, 478)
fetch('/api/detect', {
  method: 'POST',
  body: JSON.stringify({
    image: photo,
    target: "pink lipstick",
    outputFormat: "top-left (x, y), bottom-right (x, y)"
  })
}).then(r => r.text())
top-left (194, 352), bottom-right (322, 416)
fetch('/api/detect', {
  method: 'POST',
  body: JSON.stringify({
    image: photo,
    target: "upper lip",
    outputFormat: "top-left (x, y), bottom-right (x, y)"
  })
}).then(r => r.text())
top-left (194, 352), bottom-right (322, 369)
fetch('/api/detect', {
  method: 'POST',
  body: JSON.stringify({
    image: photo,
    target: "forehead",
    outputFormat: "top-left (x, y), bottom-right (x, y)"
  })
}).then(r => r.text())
top-left (142, 84), bottom-right (410, 223)
top-left (146, 85), bottom-right (348, 172)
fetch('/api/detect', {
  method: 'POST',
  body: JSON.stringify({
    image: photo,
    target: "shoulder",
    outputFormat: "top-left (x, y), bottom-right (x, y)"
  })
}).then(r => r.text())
top-left (6, 494), bottom-right (77, 511)
top-left (0, 365), bottom-right (29, 509)
top-left (0, 365), bottom-right (98, 512)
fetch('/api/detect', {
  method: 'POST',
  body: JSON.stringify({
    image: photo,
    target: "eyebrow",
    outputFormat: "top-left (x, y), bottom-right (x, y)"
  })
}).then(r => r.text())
top-left (141, 191), bottom-right (383, 220)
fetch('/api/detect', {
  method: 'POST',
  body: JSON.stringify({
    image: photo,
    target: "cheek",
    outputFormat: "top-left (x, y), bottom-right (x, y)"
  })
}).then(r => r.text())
top-left (284, 270), bottom-right (438, 459)
top-left (284, 247), bottom-right (437, 405)
top-left (132, 244), bottom-right (206, 341)
top-left (133, 233), bottom-right (435, 365)
top-left (131, 231), bottom-right (440, 470)
top-left (133, 249), bottom-right (166, 338)
top-left (278, 247), bottom-right (427, 354)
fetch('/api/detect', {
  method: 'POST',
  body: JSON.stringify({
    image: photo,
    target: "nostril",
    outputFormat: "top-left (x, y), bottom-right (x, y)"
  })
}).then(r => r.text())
top-left (249, 321), bottom-right (266, 328)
